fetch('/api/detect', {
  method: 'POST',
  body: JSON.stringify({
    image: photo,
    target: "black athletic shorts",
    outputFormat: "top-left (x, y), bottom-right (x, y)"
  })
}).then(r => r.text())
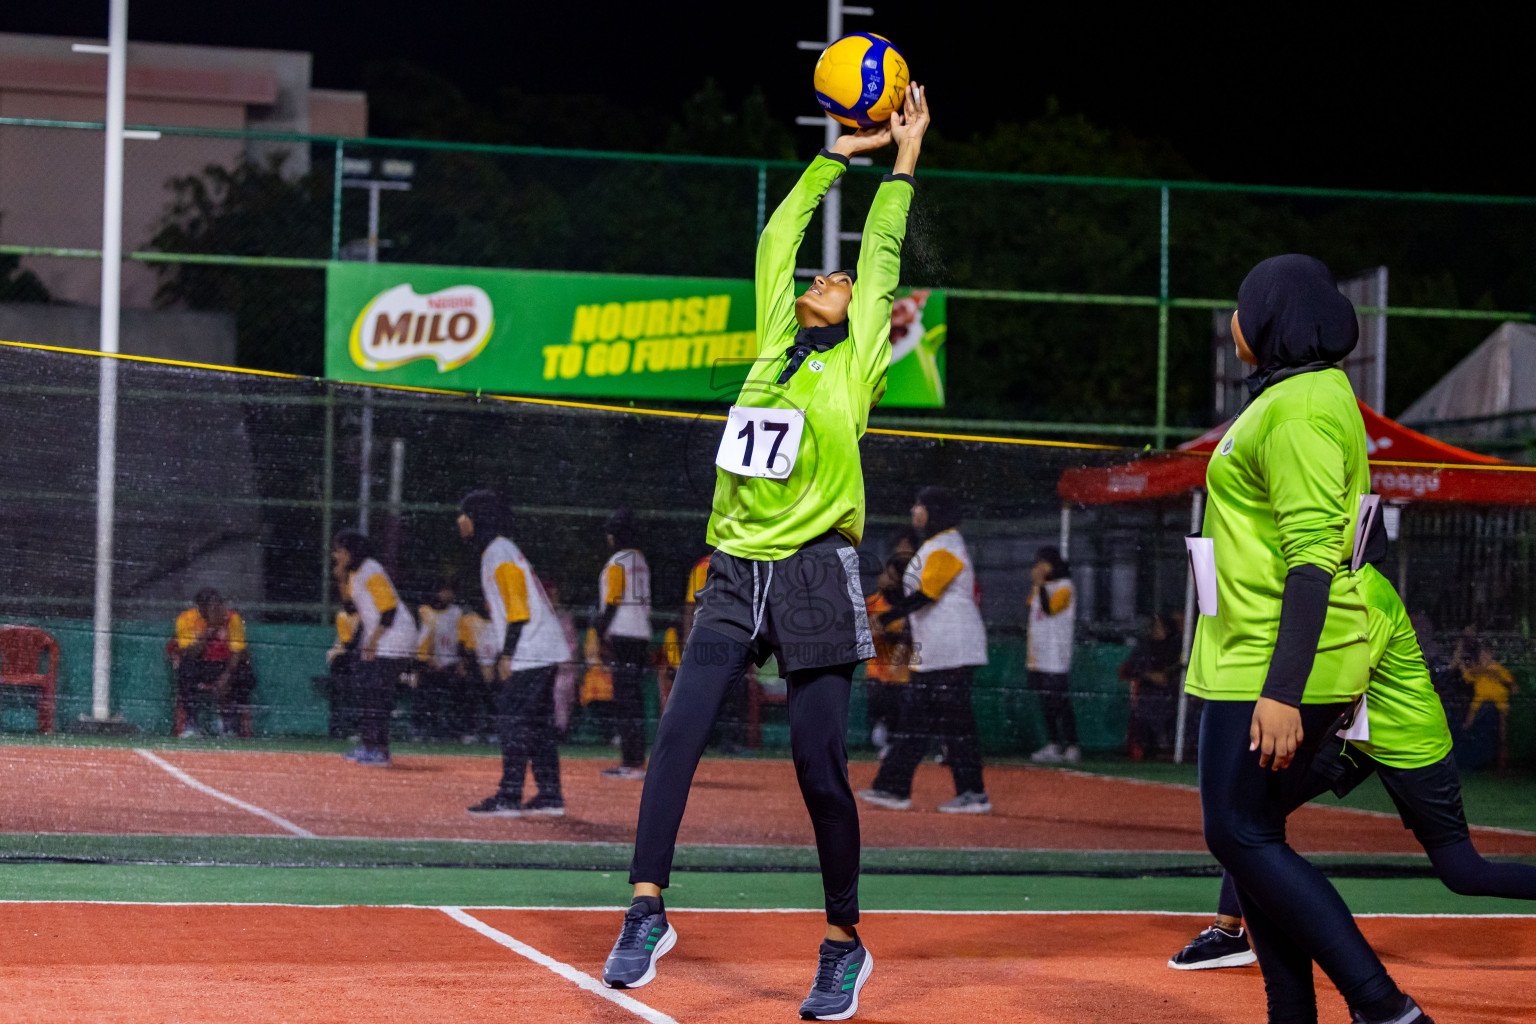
top-left (691, 529), bottom-right (874, 673)
top-left (1328, 747), bottom-right (1471, 851)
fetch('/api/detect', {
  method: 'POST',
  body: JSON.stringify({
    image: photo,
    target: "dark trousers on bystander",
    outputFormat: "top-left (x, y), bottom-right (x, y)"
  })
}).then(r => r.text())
top-left (870, 667), bottom-right (985, 799)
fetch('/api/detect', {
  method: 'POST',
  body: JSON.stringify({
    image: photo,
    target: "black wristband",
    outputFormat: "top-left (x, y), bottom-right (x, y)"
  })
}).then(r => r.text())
top-left (819, 148), bottom-right (850, 167)
top-left (882, 172), bottom-right (916, 187)
top-left (1261, 564), bottom-right (1333, 706)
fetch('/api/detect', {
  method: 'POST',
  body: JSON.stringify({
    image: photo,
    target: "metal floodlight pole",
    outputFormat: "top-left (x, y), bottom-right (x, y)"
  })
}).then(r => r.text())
top-left (797, 0), bottom-right (872, 276)
top-left (91, 0), bottom-right (129, 722)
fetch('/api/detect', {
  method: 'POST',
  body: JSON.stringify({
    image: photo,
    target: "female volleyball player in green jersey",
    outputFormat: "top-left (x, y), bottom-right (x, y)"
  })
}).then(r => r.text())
top-left (601, 84), bottom-right (929, 1021)
top-left (1186, 254), bottom-right (1431, 1024)
top-left (1172, 554), bottom-right (1536, 972)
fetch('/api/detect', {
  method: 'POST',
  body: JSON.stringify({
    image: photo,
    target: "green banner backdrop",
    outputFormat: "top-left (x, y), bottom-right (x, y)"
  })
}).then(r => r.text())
top-left (324, 263), bottom-right (946, 406)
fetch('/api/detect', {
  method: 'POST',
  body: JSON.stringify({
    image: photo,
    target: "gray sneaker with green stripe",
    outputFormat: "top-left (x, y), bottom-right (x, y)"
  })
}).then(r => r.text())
top-left (601, 898), bottom-right (676, 989)
top-left (798, 937), bottom-right (873, 1020)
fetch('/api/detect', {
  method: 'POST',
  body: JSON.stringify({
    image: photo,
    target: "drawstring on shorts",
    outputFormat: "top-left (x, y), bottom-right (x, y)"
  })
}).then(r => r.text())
top-left (749, 561), bottom-right (774, 640)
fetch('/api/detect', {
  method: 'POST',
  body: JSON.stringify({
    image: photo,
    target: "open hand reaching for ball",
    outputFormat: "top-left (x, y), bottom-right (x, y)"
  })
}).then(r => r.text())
top-left (829, 122), bottom-right (893, 158)
top-left (891, 83), bottom-right (929, 148)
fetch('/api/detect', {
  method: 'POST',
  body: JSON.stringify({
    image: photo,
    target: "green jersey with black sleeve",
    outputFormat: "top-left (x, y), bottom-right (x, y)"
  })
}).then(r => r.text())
top-left (1349, 564), bottom-right (1453, 769)
top-left (1186, 367), bottom-right (1372, 703)
top-left (706, 151), bottom-right (914, 561)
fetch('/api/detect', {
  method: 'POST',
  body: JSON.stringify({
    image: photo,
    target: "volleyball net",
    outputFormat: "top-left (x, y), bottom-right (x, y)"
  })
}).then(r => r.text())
top-left (0, 340), bottom-right (1532, 877)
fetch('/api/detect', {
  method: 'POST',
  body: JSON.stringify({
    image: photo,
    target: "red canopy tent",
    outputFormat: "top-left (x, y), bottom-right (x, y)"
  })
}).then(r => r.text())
top-left (1056, 402), bottom-right (1536, 762)
top-left (1059, 400), bottom-right (1536, 506)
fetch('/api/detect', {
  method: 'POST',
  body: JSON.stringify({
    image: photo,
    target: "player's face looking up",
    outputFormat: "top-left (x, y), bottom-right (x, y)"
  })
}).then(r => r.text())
top-left (1231, 310), bottom-right (1258, 366)
top-left (331, 546), bottom-right (352, 574)
top-left (794, 272), bottom-right (854, 327)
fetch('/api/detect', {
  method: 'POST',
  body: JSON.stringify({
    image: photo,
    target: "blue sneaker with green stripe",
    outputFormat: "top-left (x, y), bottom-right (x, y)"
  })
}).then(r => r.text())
top-left (798, 936), bottom-right (873, 1020)
top-left (601, 897), bottom-right (676, 989)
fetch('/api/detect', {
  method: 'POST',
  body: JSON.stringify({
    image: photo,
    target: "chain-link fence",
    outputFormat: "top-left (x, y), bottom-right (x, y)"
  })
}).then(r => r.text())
top-left (4, 118), bottom-right (1536, 446)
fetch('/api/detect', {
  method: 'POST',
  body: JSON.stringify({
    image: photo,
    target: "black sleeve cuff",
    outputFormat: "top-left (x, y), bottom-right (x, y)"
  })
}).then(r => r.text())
top-left (882, 172), bottom-right (916, 187)
top-left (818, 148), bottom-right (850, 167)
top-left (1260, 564), bottom-right (1333, 706)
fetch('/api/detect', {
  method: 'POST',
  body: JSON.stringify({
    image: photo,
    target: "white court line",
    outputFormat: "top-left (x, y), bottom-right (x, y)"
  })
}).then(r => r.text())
top-left (439, 906), bottom-right (679, 1024)
top-left (134, 748), bottom-right (315, 838)
top-left (1, 901), bottom-right (1533, 920)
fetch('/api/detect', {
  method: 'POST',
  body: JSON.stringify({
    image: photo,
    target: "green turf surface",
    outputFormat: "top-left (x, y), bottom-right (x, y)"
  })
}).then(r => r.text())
top-left (1038, 758), bottom-right (1536, 834)
top-left (1, 864), bottom-right (1531, 916)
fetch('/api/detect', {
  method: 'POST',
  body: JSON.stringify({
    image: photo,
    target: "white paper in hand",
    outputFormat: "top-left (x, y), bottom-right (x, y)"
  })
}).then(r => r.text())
top-left (1351, 494), bottom-right (1382, 572)
top-left (715, 406), bottom-right (807, 480)
top-left (1185, 536), bottom-right (1218, 617)
top-left (1339, 693), bottom-right (1371, 742)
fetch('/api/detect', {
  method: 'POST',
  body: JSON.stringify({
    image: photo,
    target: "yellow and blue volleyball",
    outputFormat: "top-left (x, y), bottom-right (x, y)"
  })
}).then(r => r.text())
top-left (813, 33), bottom-right (909, 128)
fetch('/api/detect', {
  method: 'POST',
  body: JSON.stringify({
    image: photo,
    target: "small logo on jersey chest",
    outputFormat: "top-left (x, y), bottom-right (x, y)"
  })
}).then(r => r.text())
top-left (1219, 437), bottom-right (1235, 456)
top-left (807, 359), bottom-right (825, 373)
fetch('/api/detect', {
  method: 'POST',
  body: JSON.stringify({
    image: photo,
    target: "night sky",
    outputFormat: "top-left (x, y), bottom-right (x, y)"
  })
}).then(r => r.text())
top-left (2, 2), bottom-right (1529, 195)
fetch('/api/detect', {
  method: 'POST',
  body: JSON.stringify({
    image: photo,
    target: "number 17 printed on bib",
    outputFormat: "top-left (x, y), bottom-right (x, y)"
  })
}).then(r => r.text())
top-left (715, 406), bottom-right (807, 480)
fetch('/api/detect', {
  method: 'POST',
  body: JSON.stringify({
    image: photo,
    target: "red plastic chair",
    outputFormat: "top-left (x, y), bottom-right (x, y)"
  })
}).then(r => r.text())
top-left (0, 625), bottom-right (59, 734)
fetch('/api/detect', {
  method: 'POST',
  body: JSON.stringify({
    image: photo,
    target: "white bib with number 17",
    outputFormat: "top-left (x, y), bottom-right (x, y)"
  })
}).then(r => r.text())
top-left (715, 406), bottom-right (806, 480)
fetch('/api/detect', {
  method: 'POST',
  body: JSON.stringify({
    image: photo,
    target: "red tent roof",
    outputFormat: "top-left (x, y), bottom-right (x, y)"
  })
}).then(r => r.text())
top-left (1059, 400), bottom-right (1536, 506)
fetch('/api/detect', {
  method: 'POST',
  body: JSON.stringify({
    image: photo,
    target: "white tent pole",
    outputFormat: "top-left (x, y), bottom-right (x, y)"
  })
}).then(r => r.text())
top-left (91, 0), bottom-right (129, 722)
top-left (1059, 502), bottom-right (1071, 560)
top-left (1172, 487), bottom-right (1204, 764)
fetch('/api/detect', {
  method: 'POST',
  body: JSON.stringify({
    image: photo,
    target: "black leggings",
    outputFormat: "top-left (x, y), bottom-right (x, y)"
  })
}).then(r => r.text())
top-left (630, 626), bottom-right (860, 926)
top-left (358, 657), bottom-right (409, 753)
top-left (497, 664), bottom-right (562, 802)
top-left (870, 667), bottom-right (985, 798)
top-left (609, 637), bottom-right (649, 768)
top-left (1030, 670), bottom-right (1077, 746)
top-left (1200, 700), bottom-right (1401, 1024)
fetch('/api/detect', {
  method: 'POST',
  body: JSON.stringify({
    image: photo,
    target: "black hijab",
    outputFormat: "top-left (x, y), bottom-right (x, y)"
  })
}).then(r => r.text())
top-left (459, 489), bottom-right (510, 552)
top-left (1236, 254), bottom-right (1359, 402)
top-left (916, 485), bottom-right (961, 539)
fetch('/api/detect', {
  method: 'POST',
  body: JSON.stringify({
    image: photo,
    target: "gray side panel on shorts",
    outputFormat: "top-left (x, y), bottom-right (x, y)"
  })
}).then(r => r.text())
top-left (837, 544), bottom-right (876, 662)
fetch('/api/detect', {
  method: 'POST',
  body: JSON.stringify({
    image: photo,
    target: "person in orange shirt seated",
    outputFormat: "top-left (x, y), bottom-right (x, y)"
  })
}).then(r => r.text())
top-left (173, 587), bottom-right (254, 738)
top-left (1453, 631), bottom-right (1520, 771)
top-left (864, 530), bottom-right (919, 755)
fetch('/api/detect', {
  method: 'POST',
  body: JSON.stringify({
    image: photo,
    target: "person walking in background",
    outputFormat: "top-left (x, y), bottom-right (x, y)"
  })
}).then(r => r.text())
top-left (413, 579), bottom-right (463, 741)
top-left (332, 530), bottom-right (417, 767)
top-left (173, 587), bottom-right (255, 738)
top-left (459, 490), bottom-right (573, 817)
top-left (1027, 546), bottom-right (1079, 764)
top-left (597, 507), bottom-right (653, 780)
top-left (860, 487), bottom-right (990, 813)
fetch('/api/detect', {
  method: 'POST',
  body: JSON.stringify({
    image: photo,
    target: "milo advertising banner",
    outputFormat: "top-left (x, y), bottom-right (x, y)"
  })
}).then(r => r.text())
top-left (324, 262), bottom-right (946, 407)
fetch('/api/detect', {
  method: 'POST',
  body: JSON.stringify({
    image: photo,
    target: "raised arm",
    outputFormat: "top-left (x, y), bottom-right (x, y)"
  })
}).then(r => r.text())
top-left (850, 84), bottom-right (929, 385)
top-left (755, 153), bottom-right (849, 346)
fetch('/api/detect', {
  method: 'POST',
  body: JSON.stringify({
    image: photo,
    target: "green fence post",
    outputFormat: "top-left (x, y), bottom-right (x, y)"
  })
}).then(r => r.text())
top-left (330, 139), bottom-right (344, 262)
top-left (320, 381), bottom-right (335, 624)
top-left (756, 163), bottom-right (767, 239)
top-left (1156, 186), bottom-right (1170, 449)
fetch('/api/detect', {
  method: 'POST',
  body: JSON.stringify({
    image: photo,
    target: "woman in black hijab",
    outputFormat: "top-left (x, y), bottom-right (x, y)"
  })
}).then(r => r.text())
top-left (1186, 255), bottom-right (1430, 1023)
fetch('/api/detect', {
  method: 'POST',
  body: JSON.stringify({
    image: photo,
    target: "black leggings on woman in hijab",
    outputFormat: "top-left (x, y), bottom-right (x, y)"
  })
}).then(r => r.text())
top-left (1200, 700), bottom-right (1405, 1024)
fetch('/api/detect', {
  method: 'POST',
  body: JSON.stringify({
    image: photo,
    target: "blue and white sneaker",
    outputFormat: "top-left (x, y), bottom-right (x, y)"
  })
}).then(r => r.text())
top-left (799, 936), bottom-right (873, 1020)
top-left (602, 898), bottom-right (676, 989)
top-left (352, 748), bottom-right (391, 767)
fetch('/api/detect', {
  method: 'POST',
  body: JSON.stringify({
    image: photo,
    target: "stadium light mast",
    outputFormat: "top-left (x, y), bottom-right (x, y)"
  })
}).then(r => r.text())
top-left (797, 1), bottom-right (874, 276)
top-left (86, 0), bottom-right (129, 724)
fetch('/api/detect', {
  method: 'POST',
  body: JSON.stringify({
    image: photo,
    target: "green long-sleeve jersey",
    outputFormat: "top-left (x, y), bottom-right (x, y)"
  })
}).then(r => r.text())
top-left (1350, 564), bottom-right (1453, 769)
top-left (1186, 368), bottom-right (1372, 703)
top-left (706, 152), bottom-right (914, 561)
